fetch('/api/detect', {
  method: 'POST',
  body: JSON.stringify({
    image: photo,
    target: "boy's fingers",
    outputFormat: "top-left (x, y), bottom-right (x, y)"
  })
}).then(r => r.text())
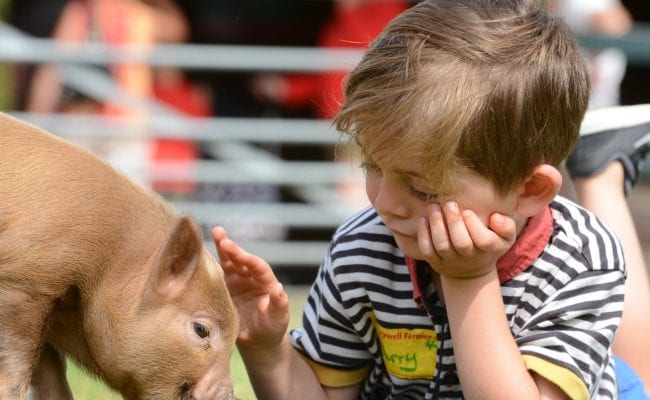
top-left (488, 212), bottom-right (516, 243)
top-left (269, 283), bottom-right (290, 312)
top-left (212, 228), bottom-right (282, 299)
top-left (462, 209), bottom-right (497, 251)
top-left (215, 234), bottom-right (279, 289)
top-left (464, 211), bottom-right (516, 252)
top-left (443, 202), bottom-right (473, 254)
top-left (211, 226), bottom-right (227, 241)
top-left (417, 217), bottom-right (440, 261)
top-left (216, 238), bottom-right (255, 278)
top-left (427, 203), bottom-right (451, 253)
top-left (230, 247), bottom-right (278, 287)
top-left (211, 226), bottom-right (231, 265)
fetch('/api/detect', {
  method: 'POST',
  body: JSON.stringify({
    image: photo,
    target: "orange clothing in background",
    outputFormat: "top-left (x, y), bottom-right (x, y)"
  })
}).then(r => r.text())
top-left (281, 1), bottom-right (409, 119)
top-left (151, 75), bottom-right (212, 194)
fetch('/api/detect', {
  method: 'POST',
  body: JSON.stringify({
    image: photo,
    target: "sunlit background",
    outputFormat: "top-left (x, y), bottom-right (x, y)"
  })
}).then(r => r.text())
top-left (0, 1), bottom-right (648, 398)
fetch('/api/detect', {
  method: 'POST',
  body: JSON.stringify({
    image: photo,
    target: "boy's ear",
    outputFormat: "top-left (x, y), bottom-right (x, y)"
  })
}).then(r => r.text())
top-left (515, 164), bottom-right (562, 217)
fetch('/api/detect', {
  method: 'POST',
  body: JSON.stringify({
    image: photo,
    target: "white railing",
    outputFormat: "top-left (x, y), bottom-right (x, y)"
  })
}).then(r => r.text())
top-left (1, 20), bottom-right (649, 271)
top-left (0, 20), bottom-right (368, 270)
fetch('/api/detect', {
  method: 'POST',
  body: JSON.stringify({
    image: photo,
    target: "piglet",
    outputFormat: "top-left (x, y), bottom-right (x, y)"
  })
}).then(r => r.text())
top-left (0, 113), bottom-right (238, 400)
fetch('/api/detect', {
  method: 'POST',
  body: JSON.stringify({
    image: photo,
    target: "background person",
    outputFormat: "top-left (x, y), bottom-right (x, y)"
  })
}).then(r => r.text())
top-left (565, 103), bottom-right (650, 397)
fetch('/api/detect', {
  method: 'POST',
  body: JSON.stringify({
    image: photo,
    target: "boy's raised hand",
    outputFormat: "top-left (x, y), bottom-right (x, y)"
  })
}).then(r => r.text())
top-left (211, 226), bottom-right (290, 349)
top-left (417, 201), bottom-right (516, 279)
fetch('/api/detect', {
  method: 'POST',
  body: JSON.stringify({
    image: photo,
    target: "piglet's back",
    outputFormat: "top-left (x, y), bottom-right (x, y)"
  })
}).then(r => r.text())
top-left (0, 113), bottom-right (175, 286)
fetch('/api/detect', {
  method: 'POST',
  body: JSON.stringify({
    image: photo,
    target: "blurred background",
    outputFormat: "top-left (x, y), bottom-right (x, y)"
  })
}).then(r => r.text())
top-left (1, 0), bottom-right (649, 277)
top-left (0, 1), bottom-right (648, 398)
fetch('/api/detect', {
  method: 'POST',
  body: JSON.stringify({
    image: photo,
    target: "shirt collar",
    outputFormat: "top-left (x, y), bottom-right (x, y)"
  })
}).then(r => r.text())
top-left (406, 206), bottom-right (553, 306)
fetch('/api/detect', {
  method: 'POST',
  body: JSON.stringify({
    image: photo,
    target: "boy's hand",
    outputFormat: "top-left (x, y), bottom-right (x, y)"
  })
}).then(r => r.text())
top-left (417, 202), bottom-right (516, 279)
top-left (211, 227), bottom-right (290, 350)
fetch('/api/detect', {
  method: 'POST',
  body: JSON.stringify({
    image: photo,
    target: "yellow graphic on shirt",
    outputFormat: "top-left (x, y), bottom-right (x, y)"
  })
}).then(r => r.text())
top-left (371, 313), bottom-right (438, 379)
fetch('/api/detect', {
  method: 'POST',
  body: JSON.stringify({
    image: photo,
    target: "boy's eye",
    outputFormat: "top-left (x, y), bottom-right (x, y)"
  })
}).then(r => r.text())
top-left (408, 185), bottom-right (437, 202)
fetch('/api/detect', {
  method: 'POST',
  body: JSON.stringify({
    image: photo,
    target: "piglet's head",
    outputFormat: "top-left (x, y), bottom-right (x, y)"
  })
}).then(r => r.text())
top-left (120, 215), bottom-right (238, 400)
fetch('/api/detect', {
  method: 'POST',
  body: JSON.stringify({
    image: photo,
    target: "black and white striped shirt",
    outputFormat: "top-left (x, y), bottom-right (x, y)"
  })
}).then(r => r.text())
top-left (290, 196), bottom-right (625, 399)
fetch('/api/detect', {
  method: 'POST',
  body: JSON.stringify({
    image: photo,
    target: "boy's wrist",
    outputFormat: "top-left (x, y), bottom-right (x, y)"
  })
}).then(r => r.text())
top-left (433, 262), bottom-right (498, 280)
top-left (238, 333), bottom-right (293, 367)
top-left (439, 267), bottom-right (498, 287)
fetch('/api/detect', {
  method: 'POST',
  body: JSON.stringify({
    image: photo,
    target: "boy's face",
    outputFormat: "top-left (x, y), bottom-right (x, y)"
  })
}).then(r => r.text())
top-left (363, 155), bottom-right (521, 260)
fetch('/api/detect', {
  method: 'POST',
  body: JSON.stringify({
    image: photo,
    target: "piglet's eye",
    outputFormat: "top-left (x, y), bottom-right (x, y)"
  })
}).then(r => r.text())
top-left (193, 322), bottom-right (209, 339)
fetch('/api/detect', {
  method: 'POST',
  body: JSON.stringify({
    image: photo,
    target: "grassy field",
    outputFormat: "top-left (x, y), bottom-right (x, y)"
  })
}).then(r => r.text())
top-left (66, 285), bottom-right (310, 400)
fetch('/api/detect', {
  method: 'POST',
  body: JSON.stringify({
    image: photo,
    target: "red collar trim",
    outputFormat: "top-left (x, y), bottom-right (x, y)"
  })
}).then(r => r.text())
top-left (406, 206), bottom-right (552, 305)
top-left (495, 206), bottom-right (552, 282)
top-left (405, 257), bottom-right (424, 307)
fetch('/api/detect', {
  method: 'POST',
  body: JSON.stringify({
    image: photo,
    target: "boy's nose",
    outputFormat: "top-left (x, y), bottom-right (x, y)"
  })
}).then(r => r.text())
top-left (372, 177), bottom-right (409, 219)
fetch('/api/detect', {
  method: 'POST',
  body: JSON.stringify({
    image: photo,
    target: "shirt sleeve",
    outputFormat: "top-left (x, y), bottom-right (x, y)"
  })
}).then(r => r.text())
top-left (515, 269), bottom-right (625, 400)
top-left (290, 245), bottom-right (374, 387)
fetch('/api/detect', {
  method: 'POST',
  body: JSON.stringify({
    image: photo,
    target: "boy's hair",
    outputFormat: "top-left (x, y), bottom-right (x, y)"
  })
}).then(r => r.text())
top-left (335, 0), bottom-right (590, 196)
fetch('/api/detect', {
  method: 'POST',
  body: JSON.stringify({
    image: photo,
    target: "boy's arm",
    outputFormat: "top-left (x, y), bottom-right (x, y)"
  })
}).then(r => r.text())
top-left (212, 227), bottom-right (361, 400)
top-left (441, 272), bottom-right (569, 399)
top-left (239, 333), bottom-right (361, 400)
top-left (418, 204), bottom-right (570, 399)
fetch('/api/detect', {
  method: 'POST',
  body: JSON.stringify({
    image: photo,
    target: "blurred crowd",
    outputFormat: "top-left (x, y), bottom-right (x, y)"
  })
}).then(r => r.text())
top-left (1, 0), bottom-right (649, 243)
top-left (2, 0), bottom-right (416, 244)
top-left (6, 0), bottom-right (647, 115)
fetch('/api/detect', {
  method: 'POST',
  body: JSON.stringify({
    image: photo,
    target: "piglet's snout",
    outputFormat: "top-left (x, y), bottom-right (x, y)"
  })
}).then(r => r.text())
top-left (192, 364), bottom-right (236, 400)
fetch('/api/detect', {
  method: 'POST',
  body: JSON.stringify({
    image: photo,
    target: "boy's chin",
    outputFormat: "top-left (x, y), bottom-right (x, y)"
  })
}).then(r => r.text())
top-left (394, 235), bottom-right (424, 260)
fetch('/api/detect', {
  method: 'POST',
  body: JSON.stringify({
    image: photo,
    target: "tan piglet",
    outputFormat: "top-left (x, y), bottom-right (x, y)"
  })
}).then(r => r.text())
top-left (0, 113), bottom-right (238, 400)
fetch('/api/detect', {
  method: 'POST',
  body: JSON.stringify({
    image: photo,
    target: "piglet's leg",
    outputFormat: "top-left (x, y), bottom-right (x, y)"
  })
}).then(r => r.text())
top-left (0, 289), bottom-right (53, 399)
top-left (0, 349), bottom-right (32, 398)
top-left (29, 343), bottom-right (73, 400)
top-left (0, 364), bottom-right (29, 400)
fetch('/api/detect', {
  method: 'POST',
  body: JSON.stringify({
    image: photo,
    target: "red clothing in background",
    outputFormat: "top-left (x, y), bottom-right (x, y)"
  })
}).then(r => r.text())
top-left (281, 1), bottom-right (410, 119)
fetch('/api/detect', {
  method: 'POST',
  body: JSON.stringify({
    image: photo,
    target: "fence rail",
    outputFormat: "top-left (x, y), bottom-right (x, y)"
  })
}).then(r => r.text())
top-left (2, 20), bottom-right (649, 273)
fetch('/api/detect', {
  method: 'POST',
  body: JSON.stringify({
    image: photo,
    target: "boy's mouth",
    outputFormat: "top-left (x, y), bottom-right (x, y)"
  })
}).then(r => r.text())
top-left (387, 226), bottom-right (415, 239)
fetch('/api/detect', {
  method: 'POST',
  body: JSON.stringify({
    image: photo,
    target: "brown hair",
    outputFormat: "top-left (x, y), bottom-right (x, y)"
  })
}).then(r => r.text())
top-left (335, 0), bottom-right (590, 196)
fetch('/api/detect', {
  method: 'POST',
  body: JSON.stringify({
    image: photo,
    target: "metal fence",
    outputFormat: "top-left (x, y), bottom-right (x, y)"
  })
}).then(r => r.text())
top-left (1, 19), bottom-right (649, 276)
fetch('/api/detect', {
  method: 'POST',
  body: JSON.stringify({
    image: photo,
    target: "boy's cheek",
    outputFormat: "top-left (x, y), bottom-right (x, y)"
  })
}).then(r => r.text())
top-left (396, 235), bottom-right (425, 260)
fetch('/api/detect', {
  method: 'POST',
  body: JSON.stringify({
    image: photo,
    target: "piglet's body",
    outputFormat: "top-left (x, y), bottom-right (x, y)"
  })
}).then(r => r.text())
top-left (0, 113), bottom-right (238, 400)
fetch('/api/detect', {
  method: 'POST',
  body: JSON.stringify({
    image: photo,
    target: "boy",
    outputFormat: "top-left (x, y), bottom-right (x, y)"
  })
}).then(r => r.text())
top-left (213, 1), bottom-right (625, 398)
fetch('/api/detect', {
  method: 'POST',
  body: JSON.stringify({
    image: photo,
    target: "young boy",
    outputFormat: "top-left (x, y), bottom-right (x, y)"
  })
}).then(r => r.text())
top-left (213, 1), bottom-right (626, 398)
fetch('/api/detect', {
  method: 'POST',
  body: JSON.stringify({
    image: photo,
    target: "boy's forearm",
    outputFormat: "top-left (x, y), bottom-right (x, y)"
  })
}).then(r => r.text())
top-left (441, 270), bottom-right (550, 399)
top-left (239, 334), bottom-right (330, 400)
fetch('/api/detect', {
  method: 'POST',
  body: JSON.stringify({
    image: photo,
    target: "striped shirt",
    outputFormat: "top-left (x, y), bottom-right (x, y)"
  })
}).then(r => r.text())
top-left (290, 196), bottom-right (625, 399)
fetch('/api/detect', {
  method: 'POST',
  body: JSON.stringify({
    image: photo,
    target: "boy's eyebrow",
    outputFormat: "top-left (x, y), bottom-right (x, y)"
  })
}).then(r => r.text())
top-left (394, 168), bottom-right (420, 178)
top-left (393, 167), bottom-right (426, 181)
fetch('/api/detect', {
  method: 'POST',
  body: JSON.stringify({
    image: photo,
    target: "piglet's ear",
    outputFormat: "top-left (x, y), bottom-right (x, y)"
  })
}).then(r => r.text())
top-left (149, 214), bottom-right (202, 301)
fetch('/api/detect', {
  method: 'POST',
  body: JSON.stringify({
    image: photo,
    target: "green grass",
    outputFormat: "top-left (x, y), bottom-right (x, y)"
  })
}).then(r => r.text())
top-left (66, 285), bottom-right (310, 400)
top-left (66, 363), bottom-right (122, 400)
